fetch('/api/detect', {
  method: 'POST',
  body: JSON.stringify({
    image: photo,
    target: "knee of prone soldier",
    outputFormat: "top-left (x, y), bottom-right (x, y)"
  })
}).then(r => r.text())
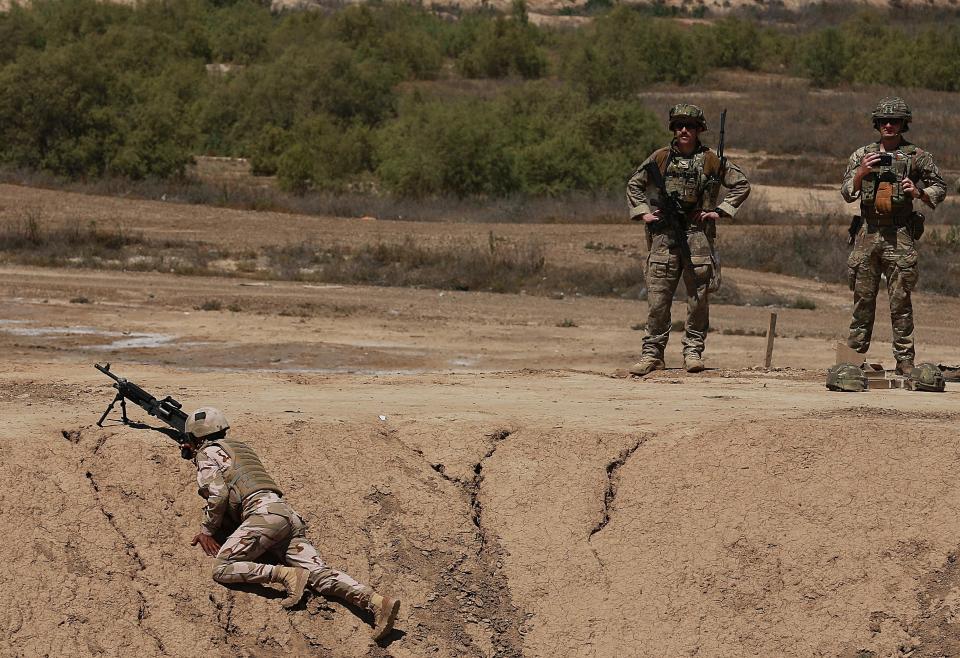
top-left (212, 559), bottom-right (231, 583)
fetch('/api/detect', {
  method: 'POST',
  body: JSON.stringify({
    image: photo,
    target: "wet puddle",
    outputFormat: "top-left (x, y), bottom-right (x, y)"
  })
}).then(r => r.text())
top-left (0, 322), bottom-right (177, 350)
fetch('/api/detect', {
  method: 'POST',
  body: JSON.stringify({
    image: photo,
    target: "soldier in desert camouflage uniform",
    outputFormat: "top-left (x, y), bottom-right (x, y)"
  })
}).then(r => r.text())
top-left (626, 103), bottom-right (751, 376)
top-left (841, 97), bottom-right (946, 374)
top-left (184, 407), bottom-right (400, 641)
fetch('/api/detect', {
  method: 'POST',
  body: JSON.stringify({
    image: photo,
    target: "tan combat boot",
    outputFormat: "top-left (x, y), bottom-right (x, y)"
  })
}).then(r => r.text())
top-left (273, 566), bottom-right (310, 609)
top-left (684, 353), bottom-right (705, 373)
top-left (629, 356), bottom-right (664, 377)
top-left (369, 592), bottom-right (400, 641)
top-left (896, 359), bottom-right (915, 376)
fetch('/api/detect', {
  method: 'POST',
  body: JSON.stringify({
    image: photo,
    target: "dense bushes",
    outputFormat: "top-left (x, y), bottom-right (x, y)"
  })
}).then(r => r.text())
top-left (4, 0), bottom-right (960, 194)
top-left (375, 87), bottom-right (667, 198)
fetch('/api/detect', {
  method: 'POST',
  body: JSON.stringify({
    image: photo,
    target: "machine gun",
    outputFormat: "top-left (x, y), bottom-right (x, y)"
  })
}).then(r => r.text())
top-left (95, 363), bottom-right (190, 451)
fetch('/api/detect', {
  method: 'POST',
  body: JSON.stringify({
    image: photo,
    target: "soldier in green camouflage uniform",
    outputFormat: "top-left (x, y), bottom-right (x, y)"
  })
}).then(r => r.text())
top-left (841, 97), bottom-right (946, 374)
top-left (184, 407), bottom-right (400, 641)
top-left (626, 103), bottom-right (751, 376)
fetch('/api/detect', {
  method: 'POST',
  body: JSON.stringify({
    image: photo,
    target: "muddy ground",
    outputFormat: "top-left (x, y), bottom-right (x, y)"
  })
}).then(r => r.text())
top-left (3, 184), bottom-right (960, 657)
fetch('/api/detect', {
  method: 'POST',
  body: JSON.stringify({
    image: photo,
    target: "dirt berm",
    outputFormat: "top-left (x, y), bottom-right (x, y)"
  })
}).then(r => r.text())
top-left (3, 259), bottom-right (960, 657)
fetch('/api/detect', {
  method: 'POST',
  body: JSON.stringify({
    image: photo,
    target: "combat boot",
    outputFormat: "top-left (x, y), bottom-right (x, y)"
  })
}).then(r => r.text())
top-left (684, 353), bottom-right (705, 373)
top-left (629, 356), bottom-right (664, 377)
top-left (273, 566), bottom-right (309, 609)
top-left (896, 359), bottom-right (915, 376)
top-left (369, 592), bottom-right (401, 641)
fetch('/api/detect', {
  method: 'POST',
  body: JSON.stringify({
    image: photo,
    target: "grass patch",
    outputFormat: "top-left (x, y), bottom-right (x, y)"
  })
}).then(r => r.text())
top-left (556, 318), bottom-right (578, 328)
top-left (744, 289), bottom-right (817, 309)
top-left (196, 299), bottom-right (223, 311)
top-left (0, 215), bottom-right (646, 299)
top-left (719, 327), bottom-right (767, 337)
top-left (584, 241), bottom-right (626, 252)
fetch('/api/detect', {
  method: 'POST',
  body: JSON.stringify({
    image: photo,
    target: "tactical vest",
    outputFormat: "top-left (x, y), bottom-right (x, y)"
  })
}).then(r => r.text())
top-left (860, 143), bottom-right (919, 219)
top-left (652, 146), bottom-right (722, 212)
top-left (202, 437), bottom-right (283, 500)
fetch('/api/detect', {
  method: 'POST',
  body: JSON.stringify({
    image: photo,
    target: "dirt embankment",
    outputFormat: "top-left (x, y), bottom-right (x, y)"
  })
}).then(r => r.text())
top-left (4, 183), bottom-right (960, 657)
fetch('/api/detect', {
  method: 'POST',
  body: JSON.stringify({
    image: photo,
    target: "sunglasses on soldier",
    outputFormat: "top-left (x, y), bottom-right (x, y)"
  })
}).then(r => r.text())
top-left (671, 121), bottom-right (699, 131)
top-left (878, 118), bottom-right (902, 126)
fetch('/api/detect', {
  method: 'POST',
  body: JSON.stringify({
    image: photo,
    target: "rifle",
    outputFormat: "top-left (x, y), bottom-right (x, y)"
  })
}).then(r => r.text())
top-left (705, 109), bottom-right (727, 292)
top-left (95, 363), bottom-right (190, 451)
top-left (716, 109), bottom-right (727, 176)
top-left (643, 159), bottom-right (691, 261)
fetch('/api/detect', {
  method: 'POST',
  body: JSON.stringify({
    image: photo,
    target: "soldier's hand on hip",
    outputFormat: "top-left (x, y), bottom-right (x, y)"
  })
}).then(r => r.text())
top-left (641, 210), bottom-right (662, 224)
top-left (191, 532), bottom-right (221, 556)
top-left (695, 210), bottom-right (720, 223)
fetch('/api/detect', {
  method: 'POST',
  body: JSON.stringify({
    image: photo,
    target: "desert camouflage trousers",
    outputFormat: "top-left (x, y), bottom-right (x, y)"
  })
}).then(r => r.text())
top-left (212, 498), bottom-right (372, 604)
top-left (641, 229), bottom-right (714, 359)
top-left (846, 225), bottom-right (919, 363)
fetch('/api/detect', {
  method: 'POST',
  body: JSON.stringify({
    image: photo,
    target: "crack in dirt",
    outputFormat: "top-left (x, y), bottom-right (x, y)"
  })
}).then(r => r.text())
top-left (406, 428), bottom-right (525, 657)
top-left (588, 434), bottom-right (649, 585)
top-left (85, 469), bottom-right (146, 572)
top-left (468, 429), bottom-right (511, 553)
top-left (455, 429), bottom-right (524, 658)
top-left (80, 428), bottom-right (171, 654)
top-left (136, 590), bottom-right (168, 655)
top-left (590, 435), bottom-right (648, 539)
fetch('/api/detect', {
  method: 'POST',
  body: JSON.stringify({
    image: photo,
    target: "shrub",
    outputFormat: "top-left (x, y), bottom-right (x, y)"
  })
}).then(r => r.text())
top-left (276, 116), bottom-right (372, 193)
top-left (456, 1), bottom-right (547, 79)
top-left (562, 7), bottom-right (706, 101)
top-left (375, 96), bottom-right (520, 198)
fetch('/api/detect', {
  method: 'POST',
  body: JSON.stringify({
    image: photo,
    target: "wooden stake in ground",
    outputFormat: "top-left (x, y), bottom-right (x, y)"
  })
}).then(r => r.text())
top-left (764, 312), bottom-right (778, 369)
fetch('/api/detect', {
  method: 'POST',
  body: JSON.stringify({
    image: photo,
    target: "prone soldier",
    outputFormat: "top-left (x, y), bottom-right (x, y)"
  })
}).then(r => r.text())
top-left (183, 407), bottom-right (400, 641)
top-left (626, 103), bottom-right (750, 376)
top-left (841, 97), bottom-right (946, 374)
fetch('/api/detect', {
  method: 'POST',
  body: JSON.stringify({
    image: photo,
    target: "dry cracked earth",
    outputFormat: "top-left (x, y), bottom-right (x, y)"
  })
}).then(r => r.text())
top-left (3, 184), bottom-right (960, 657)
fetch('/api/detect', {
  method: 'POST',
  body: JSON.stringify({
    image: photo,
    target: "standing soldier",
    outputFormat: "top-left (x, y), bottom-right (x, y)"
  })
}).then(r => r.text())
top-left (184, 407), bottom-right (400, 641)
top-left (841, 97), bottom-right (946, 375)
top-left (626, 103), bottom-right (751, 376)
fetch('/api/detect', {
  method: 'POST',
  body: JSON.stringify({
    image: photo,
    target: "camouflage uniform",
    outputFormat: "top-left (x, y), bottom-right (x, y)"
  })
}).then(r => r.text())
top-left (195, 440), bottom-right (373, 603)
top-left (841, 116), bottom-right (945, 365)
top-left (627, 121), bottom-right (750, 363)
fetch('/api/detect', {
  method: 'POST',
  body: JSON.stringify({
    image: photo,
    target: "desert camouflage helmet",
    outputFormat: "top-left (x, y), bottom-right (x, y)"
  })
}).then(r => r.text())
top-left (825, 363), bottom-right (867, 392)
top-left (907, 362), bottom-right (946, 392)
top-left (669, 103), bottom-right (707, 131)
top-left (186, 406), bottom-right (230, 438)
top-left (872, 96), bottom-right (912, 131)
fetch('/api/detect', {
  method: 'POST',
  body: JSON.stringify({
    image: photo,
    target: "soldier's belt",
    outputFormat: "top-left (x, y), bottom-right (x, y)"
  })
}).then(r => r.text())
top-left (863, 207), bottom-right (911, 229)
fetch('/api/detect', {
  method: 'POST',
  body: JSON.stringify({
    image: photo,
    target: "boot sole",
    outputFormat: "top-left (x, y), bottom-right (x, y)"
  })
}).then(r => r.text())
top-left (373, 598), bottom-right (401, 641)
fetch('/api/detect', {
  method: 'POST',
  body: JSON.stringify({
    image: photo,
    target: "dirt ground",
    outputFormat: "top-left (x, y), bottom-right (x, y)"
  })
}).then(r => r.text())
top-left (3, 185), bottom-right (960, 658)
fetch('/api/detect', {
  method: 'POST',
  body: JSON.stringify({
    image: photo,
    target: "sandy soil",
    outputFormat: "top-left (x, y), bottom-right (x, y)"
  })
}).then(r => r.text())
top-left (3, 186), bottom-right (960, 658)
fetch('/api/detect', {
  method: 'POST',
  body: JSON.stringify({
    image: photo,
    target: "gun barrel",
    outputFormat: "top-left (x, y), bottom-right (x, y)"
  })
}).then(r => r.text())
top-left (94, 362), bottom-right (121, 383)
top-left (717, 109), bottom-right (727, 162)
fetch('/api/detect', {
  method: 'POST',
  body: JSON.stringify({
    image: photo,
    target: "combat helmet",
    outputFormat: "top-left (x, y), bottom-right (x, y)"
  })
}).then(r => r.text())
top-left (872, 96), bottom-right (912, 132)
top-left (906, 362), bottom-right (946, 392)
top-left (826, 363), bottom-right (867, 392)
top-left (186, 406), bottom-right (230, 438)
top-left (669, 103), bottom-right (707, 131)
